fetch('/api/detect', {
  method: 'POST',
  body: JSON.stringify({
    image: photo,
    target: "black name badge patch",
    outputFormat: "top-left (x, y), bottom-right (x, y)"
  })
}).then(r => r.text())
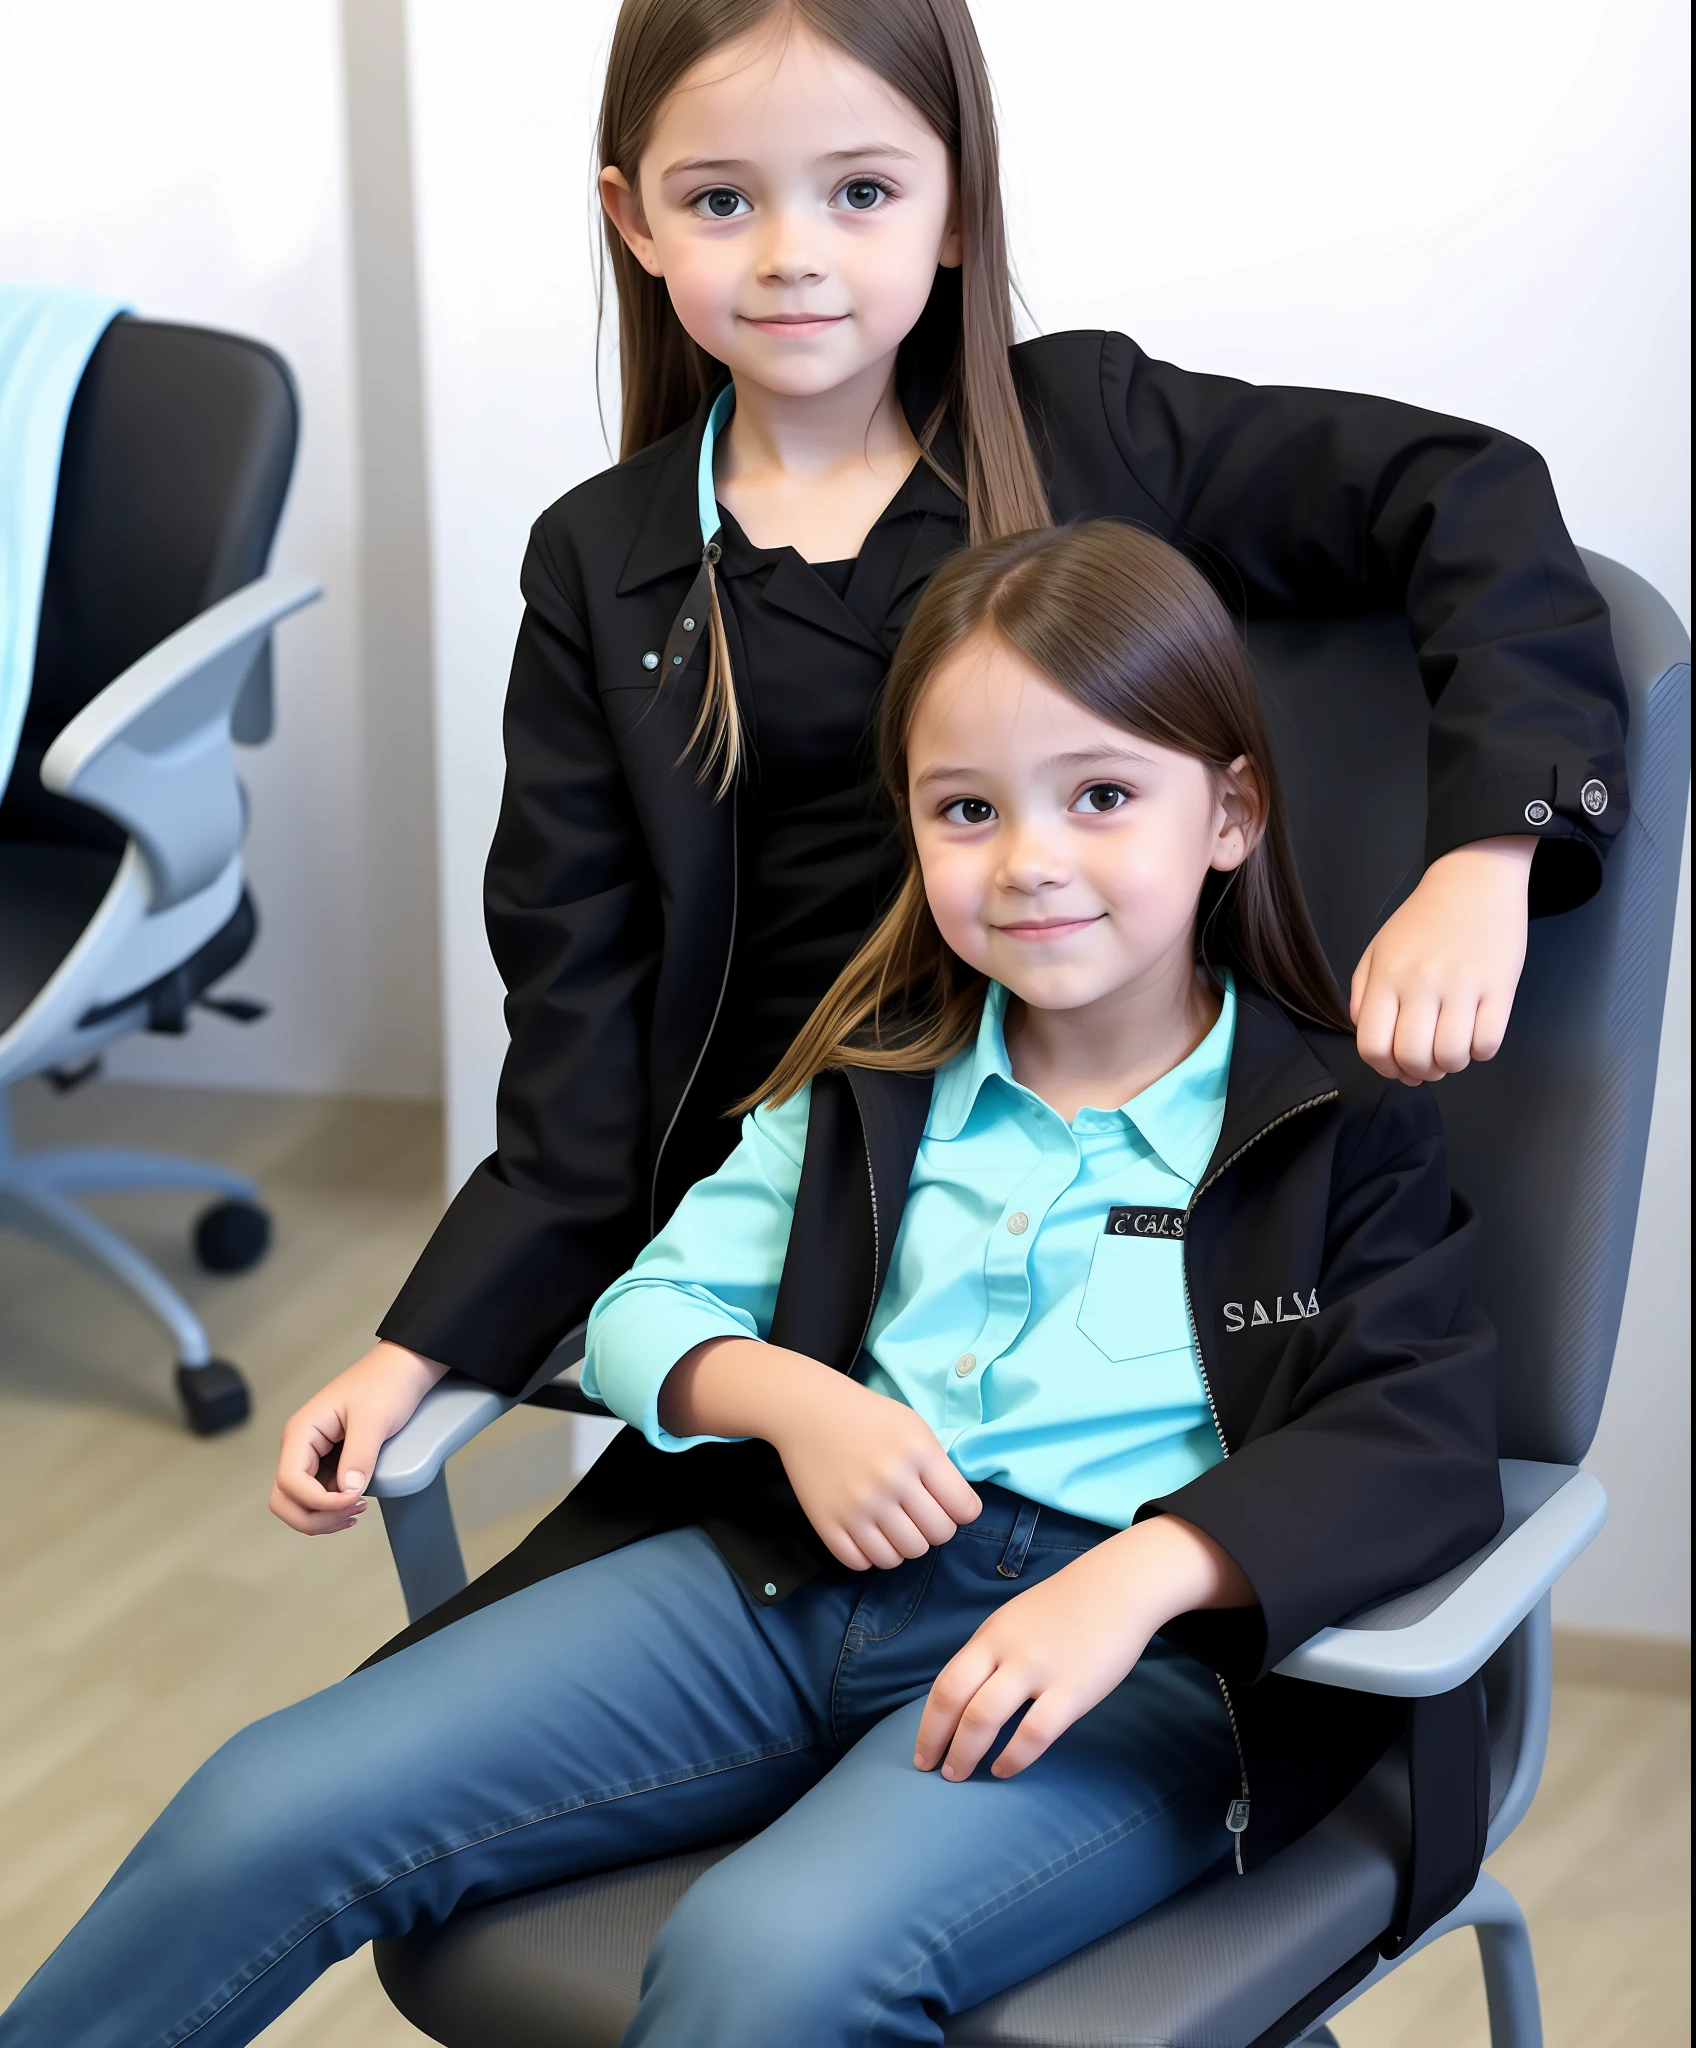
top-left (1104, 1206), bottom-right (1187, 1240)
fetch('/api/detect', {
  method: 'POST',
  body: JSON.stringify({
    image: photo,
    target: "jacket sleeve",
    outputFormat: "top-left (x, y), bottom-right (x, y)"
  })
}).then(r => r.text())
top-left (1141, 1088), bottom-right (1503, 1681)
top-left (378, 518), bottom-right (662, 1395)
top-left (1097, 331), bottom-right (1628, 913)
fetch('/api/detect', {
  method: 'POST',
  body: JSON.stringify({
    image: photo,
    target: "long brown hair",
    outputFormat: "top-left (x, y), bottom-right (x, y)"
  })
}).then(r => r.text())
top-left (597, 0), bottom-right (1050, 792)
top-left (758, 521), bottom-right (1350, 1105)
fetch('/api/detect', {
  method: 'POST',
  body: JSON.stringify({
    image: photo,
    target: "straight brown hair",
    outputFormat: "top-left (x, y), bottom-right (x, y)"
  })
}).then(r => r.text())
top-left (757, 522), bottom-right (1351, 1105)
top-left (597, 0), bottom-right (1050, 792)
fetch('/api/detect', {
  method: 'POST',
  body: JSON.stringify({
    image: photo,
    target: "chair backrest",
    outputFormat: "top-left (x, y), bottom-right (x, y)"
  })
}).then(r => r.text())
top-left (1249, 554), bottom-right (1690, 1465)
top-left (3, 316), bottom-right (297, 848)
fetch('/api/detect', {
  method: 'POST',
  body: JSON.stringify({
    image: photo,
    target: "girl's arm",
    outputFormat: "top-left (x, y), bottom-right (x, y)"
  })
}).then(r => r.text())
top-left (661, 1337), bottom-right (981, 1570)
top-left (913, 1512), bottom-right (1252, 1781)
top-left (1087, 331), bottom-right (1627, 899)
top-left (1139, 1083), bottom-right (1502, 1684)
top-left (585, 1096), bottom-right (981, 1569)
top-left (379, 516), bottom-right (661, 1396)
top-left (1057, 331), bottom-right (1627, 1082)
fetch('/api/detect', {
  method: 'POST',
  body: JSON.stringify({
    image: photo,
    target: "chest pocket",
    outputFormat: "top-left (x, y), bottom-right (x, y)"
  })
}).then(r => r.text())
top-left (1076, 1227), bottom-right (1194, 1364)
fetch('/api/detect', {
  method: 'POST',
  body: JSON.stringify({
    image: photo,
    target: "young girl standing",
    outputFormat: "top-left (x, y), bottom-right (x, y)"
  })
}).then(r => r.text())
top-left (267, 0), bottom-right (1622, 1517)
top-left (1, 521), bottom-right (1501, 2044)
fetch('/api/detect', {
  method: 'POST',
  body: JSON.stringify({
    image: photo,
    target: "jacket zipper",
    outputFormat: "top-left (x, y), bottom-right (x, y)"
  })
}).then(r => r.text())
top-left (649, 815), bottom-right (740, 1236)
top-left (844, 1074), bottom-right (882, 1368)
top-left (1179, 1085), bottom-right (1340, 1874)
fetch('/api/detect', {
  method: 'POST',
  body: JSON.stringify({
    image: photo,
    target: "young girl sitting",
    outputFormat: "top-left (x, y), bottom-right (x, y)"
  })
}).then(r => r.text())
top-left (0, 521), bottom-right (1501, 2047)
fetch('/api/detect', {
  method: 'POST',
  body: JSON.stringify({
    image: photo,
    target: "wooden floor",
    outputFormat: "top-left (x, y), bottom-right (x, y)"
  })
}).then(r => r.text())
top-left (0, 1079), bottom-right (1687, 2046)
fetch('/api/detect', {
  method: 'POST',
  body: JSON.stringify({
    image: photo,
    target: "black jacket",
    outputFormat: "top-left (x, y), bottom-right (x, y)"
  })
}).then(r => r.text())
top-left (381, 330), bottom-right (1626, 1393)
top-left (373, 986), bottom-right (1502, 1947)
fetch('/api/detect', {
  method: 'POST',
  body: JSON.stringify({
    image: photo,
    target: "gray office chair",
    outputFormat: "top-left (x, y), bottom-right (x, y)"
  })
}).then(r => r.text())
top-left (368, 551), bottom-right (1689, 2047)
top-left (0, 316), bottom-right (320, 1431)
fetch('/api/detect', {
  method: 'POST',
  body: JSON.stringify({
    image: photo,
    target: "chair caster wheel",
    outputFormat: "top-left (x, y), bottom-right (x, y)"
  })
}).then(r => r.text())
top-left (194, 1199), bottom-right (271, 1273)
top-left (175, 1359), bottom-right (251, 1435)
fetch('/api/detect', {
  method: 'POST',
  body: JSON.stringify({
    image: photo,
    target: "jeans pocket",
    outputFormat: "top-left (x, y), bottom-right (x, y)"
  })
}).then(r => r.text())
top-left (847, 1548), bottom-right (941, 1645)
top-left (1076, 1230), bottom-right (1191, 1362)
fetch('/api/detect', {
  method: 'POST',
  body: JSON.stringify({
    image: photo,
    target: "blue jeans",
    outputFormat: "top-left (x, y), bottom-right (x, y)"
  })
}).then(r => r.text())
top-left (1, 1487), bottom-right (1238, 2047)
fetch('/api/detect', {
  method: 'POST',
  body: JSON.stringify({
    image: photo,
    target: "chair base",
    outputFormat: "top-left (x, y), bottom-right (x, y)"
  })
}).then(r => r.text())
top-left (0, 1085), bottom-right (262, 1430)
top-left (174, 1358), bottom-right (252, 1434)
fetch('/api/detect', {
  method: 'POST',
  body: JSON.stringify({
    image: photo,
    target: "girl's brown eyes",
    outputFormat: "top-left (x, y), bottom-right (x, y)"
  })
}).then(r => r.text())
top-left (1072, 784), bottom-right (1131, 813)
top-left (942, 798), bottom-right (996, 826)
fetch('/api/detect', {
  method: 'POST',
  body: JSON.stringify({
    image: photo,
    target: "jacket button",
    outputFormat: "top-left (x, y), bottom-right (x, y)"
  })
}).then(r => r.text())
top-left (763, 1582), bottom-right (777, 1598)
top-left (641, 650), bottom-right (659, 670)
top-left (1523, 799), bottom-right (1552, 826)
top-left (683, 616), bottom-right (696, 631)
top-left (1006, 1211), bottom-right (1029, 1235)
top-left (1581, 778), bottom-right (1609, 816)
top-left (954, 1352), bottom-right (976, 1376)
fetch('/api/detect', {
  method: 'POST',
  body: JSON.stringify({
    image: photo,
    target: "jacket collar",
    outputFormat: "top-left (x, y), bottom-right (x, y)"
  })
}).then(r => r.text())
top-left (1195, 982), bottom-right (1343, 1196)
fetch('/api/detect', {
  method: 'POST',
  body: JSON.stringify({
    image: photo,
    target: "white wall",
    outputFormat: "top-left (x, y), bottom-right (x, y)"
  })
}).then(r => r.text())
top-left (0, 0), bottom-right (440, 1098)
top-left (404, 0), bottom-right (618, 1185)
top-left (983, 0), bottom-right (1691, 625)
top-left (402, 1), bottom-right (1687, 1633)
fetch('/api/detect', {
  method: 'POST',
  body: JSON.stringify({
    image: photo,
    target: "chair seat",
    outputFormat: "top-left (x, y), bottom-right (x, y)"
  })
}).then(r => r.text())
top-left (374, 1754), bottom-right (1420, 2048)
top-left (0, 840), bottom-right (122, 1036)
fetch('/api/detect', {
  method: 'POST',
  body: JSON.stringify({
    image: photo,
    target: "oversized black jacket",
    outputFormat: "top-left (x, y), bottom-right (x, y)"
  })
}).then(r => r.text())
top-left (380, 332), bottom-right (1627, 1392)
top-left (373, 985), bottom-right (1502, 1944)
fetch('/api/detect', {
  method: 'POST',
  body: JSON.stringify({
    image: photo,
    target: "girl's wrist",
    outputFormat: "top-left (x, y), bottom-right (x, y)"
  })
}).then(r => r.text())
top-left (659, 1336), bottom-right (841, 1443)
top-left (1091, 1514), bottom-right (1255, 1632)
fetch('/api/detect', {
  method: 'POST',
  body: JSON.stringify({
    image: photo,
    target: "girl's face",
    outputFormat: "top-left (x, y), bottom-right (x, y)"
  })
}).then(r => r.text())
top-left (907, 631), bottom-right (1257, 1018)
top-left (601, 19), bottom-right (960, 403)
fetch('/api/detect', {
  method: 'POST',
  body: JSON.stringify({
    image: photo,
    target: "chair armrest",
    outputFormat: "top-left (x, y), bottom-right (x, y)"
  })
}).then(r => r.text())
top-left (1273, 1460), bottom-right (1607, 1698)
top-left (368, 1323), bottom-right (594, 1499)
top-left (366, 1375), bottom-right (518, 1499)
top-left (41, 573), bottom-right (320, 910)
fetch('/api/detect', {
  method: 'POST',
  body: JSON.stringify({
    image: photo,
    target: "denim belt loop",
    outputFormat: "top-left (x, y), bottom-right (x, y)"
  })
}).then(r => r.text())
top-left (996, 1501), bottom-right (1043, 1579)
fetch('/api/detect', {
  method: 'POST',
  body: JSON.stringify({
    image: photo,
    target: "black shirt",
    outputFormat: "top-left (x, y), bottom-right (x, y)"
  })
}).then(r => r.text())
top-left (663, 468), bottom-right (968, 1204)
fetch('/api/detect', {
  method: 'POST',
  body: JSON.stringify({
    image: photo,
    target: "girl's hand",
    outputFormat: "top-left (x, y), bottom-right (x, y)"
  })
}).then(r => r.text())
top-left (772, 1369), bottom-right (984, 1571)
top-left (269, 1341), bottom-right (448, 1534)
top-left (660, 1338), bottom-right (983, 1571)
top-left (1351, 837), bottom-right (1534, 1085)
top-left (914, 1516), bottom-right (1251, 1782)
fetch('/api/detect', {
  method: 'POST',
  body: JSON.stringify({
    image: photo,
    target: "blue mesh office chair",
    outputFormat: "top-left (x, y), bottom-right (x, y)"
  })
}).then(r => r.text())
top-left (367, 550), bottom-right (1688, 2047)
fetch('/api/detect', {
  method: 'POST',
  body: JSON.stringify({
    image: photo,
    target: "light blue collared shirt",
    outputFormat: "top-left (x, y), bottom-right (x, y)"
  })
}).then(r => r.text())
top-left (585, 979), bottom-right (1235, 1528)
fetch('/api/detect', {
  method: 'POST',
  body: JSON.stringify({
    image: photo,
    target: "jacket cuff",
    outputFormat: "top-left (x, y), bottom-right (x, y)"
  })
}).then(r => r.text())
top-left (1135, 1472), bottom-right (1303, 1681)
top-left (1425, 759), bottom-right (1625, 916)
top-left (378, 1160), bottom-right (643, 1396)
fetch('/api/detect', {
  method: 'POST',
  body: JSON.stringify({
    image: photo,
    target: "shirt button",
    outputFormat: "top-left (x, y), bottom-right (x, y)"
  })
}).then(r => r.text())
top-left (641, 650), bottom-right (659, 670)
top-left (1006, 1211), bottom-right (1029, 1235)
top-left (954, 1352), bottom-right (977, 1377)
